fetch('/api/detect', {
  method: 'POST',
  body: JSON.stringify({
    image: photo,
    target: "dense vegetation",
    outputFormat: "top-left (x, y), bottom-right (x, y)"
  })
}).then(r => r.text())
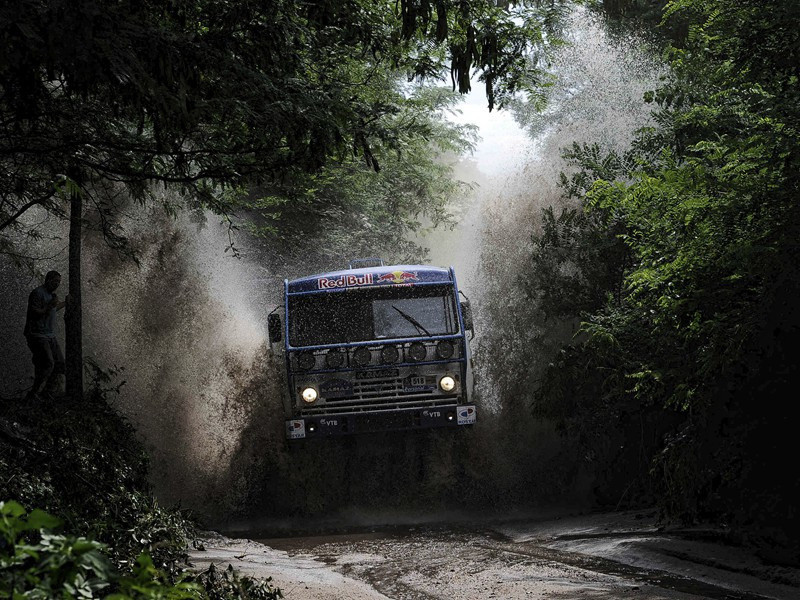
top-left (0, 0), bottom-right (572, 595)
top-left (503, 0), bottom-right (799, 562)
top-left (1, 0), bottom-right (565, 257)
top-left (1, 0), bottom-right (570, 395)
top-left (0, 380), bottom-right (281, 598)
top-left (4, 0), bottom-right (799, 593)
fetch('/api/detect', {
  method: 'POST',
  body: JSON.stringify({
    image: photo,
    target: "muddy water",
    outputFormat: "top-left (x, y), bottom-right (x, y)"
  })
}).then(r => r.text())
top-left (191, 512), bottom-right (800, 600)
top-left (0, 9), bottom-right (665, 523)
top-left (256, 531), bottom-right (780, 600)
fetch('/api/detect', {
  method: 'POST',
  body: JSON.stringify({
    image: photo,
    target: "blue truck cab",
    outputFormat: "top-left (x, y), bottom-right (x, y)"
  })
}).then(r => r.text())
top-left (268, 258), bottom-right (476, 439)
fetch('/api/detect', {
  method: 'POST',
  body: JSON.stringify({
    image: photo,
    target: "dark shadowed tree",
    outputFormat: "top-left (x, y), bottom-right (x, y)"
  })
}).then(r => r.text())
top-left (1, 0), bottom-right (573, 398)
top-left (520, 0), bottom-right (800, 554)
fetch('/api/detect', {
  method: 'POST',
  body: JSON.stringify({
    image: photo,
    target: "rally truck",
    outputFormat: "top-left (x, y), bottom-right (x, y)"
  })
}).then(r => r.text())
top-left (268, 258), bottom-right (476, 439)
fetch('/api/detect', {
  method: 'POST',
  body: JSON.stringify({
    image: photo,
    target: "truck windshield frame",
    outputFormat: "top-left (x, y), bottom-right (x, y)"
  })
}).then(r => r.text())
top-left (288, 284), bottom-right (458, 347)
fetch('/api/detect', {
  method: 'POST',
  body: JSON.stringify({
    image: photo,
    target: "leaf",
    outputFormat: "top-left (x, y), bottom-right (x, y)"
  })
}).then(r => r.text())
top-left (0, 501), bottom-right (26, 519)
top-left (25, 509), bottom-right (62, 532)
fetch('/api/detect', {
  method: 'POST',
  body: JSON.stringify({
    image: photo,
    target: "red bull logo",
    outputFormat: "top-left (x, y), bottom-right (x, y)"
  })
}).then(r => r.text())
top-left (377, 270), bottom-right (418, 284)
top-left (316, 270), bottom-right (419, 289)
top-left (318, 273), bottom-right (374, 289)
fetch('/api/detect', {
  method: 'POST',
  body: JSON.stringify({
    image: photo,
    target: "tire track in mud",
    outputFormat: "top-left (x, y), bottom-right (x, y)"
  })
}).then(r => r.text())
top-left (478, 534), bottom-right (775, 600)
top-left (261, 526), bottom-right (785, 600)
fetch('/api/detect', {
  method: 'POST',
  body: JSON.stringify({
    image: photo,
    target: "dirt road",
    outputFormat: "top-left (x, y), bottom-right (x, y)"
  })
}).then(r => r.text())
top-left (189, 511), bottom-right (800, 600)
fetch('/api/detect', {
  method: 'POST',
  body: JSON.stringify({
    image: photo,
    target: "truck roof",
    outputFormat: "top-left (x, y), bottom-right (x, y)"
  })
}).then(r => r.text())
top-left (287, 264), bottom-right (453, 294)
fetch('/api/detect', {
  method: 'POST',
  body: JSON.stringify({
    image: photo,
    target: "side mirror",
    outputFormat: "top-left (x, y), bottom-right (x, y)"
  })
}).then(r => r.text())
top-left (268, 313), bottom-right (282, 343)
top-left (460, 300), bottom-right (474, 332)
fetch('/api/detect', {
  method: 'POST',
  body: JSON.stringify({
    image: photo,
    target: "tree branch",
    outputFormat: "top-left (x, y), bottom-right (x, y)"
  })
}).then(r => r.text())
top-left (0, 189), bottom-right (57, 232)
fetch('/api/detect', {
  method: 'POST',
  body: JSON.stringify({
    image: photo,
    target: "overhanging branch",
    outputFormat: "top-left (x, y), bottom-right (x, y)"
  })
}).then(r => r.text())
top-left (0, 189), bottom-right (57, 232)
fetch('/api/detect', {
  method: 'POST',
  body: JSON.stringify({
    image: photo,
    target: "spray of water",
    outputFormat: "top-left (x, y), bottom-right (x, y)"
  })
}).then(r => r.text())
top-left (0, 9), bottom-right (663, 527)
top-left (467, 8), bottom-right (663, 506)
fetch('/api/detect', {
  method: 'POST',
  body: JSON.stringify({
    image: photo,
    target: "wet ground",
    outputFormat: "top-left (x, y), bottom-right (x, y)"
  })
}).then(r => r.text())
top-left (189, 511), bottom-right (800, 600)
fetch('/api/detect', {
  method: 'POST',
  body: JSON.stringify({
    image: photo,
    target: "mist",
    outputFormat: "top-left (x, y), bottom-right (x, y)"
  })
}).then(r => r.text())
top-left (1, 9), bottom-right (662, 528)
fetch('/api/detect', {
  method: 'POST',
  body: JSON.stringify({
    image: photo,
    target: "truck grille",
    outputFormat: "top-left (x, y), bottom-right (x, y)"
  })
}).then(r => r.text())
top-left (300, 371), bottom-right (456, 416)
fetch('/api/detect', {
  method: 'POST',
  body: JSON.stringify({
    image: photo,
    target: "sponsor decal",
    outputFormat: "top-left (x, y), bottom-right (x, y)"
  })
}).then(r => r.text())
top-left (286, 419), bottom-right (306, 439)
top-left (318, 273), bottom-right (374, 289)
top-left (320, 418), bottom-right (339, 427)
top-left (457, 405), bottom-right (477, 425)
top-left (422, 410), bottom-right (442, 418)
top-left (376, 270), bottom-right (419, 285)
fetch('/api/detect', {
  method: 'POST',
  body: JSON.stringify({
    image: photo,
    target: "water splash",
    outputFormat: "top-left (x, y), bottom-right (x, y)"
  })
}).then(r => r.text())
top-left (105, 10), bottom-right (662, 522)
top-left (0, 9), bottom-right (664, 525)
top-left (471, 7), bottom-right (664, 503)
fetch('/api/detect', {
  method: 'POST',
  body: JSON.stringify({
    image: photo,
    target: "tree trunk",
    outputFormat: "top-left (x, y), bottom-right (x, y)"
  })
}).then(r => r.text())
top-left (65, 174), bottom-right (83, 400)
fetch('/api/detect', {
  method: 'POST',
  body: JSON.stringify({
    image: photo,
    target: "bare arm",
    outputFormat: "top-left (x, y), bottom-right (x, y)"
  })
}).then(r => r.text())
top-left (50, 293), bottom-right (70, 311)
top-left (55, 294), bottom-right (70, 311)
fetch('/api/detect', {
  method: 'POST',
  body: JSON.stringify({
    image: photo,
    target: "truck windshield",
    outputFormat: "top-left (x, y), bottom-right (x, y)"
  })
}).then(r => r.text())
top-left (289, 285), bottom-right (458, 346)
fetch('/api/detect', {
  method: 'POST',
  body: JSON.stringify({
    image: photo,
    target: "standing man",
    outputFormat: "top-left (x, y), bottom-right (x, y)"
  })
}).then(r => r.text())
top-left (24, 270), bottom-right (69, 399)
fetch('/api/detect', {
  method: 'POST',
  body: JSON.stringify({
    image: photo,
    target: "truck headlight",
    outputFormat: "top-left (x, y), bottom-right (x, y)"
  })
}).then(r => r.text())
top-left (297, 352), bottom-right (315, 371)
top-left (439, 376), bottom-right (456, 392)
top-left (326, 349), bottom-right (345, 369)
top-left (353, 346), bottom-right (371, 367)
top-left (408, 342), bottom-right (427, 362)
top-left (381, 345), bottom-right (399, 364)
top-left (301, 387), bottom-right (318, 403)
top-left (436, 340), bottom-right (454, 359)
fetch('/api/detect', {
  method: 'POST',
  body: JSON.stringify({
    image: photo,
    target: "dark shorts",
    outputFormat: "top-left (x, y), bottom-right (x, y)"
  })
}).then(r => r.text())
top-left (26, 336), bottom-right (65, 374)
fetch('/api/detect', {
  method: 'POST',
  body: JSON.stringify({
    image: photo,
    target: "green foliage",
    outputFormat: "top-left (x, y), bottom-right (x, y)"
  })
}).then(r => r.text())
top-left (0, 379), bottom-right (286, 598)
top-left (526, 202), bottom-right (628, 320)
top-left (1, 501), bottom-right (281, 599)
top-left (113, 554), bottom-right (204, 600)
top-left (191, 564), bottom-right (282, 600)
top-left (0, 0), bottom-right (573, 267)
top-left (593, 0), bottom-right (685, 44)
top-left (0, 500), bottom-right (284, 599)
top-left (0, 386), bottom-right (195, 578)
top-left (395, 0), bottom-right (570, 110)
top-left (0, 501), bottom-right (203, 599)
top-left (2, 501), bottom-right (115, 599)
top-left (525, 0), bottom-right (800, 547)
top-left (575, 0), bottom-right (799, 413)
top-left (244, 84), bottom-right (477, 268)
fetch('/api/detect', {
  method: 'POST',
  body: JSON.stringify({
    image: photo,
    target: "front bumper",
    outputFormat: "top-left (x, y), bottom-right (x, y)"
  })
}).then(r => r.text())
top-left (285, 404), bottom-right (477, 439)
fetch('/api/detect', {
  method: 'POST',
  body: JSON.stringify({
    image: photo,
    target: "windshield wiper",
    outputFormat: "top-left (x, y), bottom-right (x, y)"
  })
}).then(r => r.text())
top-left (392, 305), bottom-right (430, 337)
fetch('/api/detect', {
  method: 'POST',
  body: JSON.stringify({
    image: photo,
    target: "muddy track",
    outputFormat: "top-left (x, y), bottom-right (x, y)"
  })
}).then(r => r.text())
top-left (477, 535), bottom-right (773, 600)
top-left (193, 513), bottom-right (800, 600)
top-left (274, 531), bottom-right (771, 599)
